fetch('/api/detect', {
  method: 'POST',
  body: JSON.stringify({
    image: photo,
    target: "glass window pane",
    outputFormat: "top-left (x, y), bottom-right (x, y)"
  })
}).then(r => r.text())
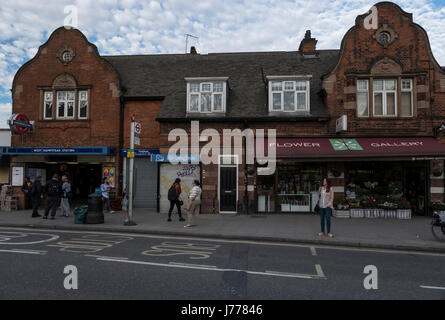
top-left (357, 80), bottom-right (368, 91)
top-left (373, 80), bottom-right (383, 91)
top-left (374, 93), bottom-right (383, 115)
top-left (284, 82), bottom-right (294, 90)
top-left (67, 102), bottom-right (74, 117)
top-left (271, 82), bottom-right (282, 92)
top-left (402, 79), bottom-right (412, 90)
top-left (283, 92), bottom-right (294, 111)
top-left (272, 93), bottom-right (281, 110)
top-left (401, 92), bottom-right (412, 117)
top-left (190, 94), bottom-right (199, 111)
top-left (79, 101), bottom-right (87, 118)
top-left (214, 94), bottom-right (222, 111)
top-left (295, 81), bottom-right (306, 91)
top-left (385, 79), bottom-right (396, 91)
top-left (190, 83), bottom-right (200, 93)
top-left (296, 92), bottom-right (306, 110)
top-left (80, 91), bottom-right (88, 100)
top-left (201, 93), bottom-right (211, 112)
top-left (58, 102), bottom-right (65, 117)
top-left (58, 91), bottom-right (66, 100)
top-left (67, 91), bottom-right (75, 101)
top-left (45, 101), bottom-right (52, 118)
top-left (386, 92), bottom-right (396, 115)
top-left (45, 92), bottom-right (53, 101)
top-left (213, 83), bottom-right (223, 92)
top-left (357, 92), bottom-right (368, 117)
top-left (201, 83), bottom-right (211, 92)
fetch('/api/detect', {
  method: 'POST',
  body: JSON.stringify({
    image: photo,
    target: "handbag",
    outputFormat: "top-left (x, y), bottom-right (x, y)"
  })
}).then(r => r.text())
top-left (179, 200), bottom-right (184, 206)
top-left (314, 203), bottom-right (320, 214)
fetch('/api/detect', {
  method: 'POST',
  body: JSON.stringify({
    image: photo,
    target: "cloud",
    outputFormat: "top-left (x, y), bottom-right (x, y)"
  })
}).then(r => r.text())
top-left (0, 0), bottom-right (444, 126)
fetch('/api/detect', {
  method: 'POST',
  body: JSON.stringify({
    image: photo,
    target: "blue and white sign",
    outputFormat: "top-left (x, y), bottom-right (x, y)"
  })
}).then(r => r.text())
top-left (1, 146), bottom-right (115, 156)
top-left (151, 154), bottom-right (200, 163)
top-left (121, 149), bottom-right (160, 157)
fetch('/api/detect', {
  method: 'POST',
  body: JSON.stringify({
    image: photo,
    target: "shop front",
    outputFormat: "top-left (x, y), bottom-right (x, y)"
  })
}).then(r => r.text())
top-left (1, 146), bottom-right (117, 208)
top-left (255, 137), bottom-right (445, 216)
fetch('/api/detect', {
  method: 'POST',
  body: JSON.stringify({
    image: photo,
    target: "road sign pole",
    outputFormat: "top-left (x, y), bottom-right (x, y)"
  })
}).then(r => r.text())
top-left (127, 121), bottom-right (137, 226)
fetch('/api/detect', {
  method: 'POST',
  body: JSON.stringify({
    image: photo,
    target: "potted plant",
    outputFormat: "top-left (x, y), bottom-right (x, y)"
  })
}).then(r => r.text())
top-left (397, 200), bottom-right (412, 219)
top-left (365, 198), bottom-right (379, 218)
top-left (349, 198), bottom-right (364, 218)
top-left (334, 198), bottom-right (350, 218)
top-left (382, 199), bottom-right (398, 219)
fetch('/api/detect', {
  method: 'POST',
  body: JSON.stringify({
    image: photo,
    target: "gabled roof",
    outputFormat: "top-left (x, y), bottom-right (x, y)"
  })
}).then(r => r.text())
top-left (104, 50), bottom-right (340, 121)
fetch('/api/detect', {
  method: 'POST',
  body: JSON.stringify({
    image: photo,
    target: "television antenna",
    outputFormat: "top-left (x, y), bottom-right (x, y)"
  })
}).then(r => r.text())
top-left (185, 34), bottom-right (199, 53)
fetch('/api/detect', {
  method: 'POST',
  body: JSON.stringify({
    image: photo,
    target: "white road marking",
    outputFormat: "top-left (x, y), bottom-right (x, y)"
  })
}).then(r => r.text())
top-left (0, 231), bottom-right (59, 245)
top-left (97, 258), bottom-right (323, 280)
top-left (169, 262), bottom-right (217, 268)
top-left (310, 246), bottom-right (317, 256)
top-left (0, 249), bottom-right (46, 255)
top-left (420, 285), bottom-right (445, 291)
top-left (2, 226), bottom-right (445, 258)
top-left (315, 264), bottom-right (325, 278)
top-left (85, 254), bottom-right (129, 260)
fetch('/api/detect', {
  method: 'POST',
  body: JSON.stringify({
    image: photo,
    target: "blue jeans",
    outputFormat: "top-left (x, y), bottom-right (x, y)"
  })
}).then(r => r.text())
top-left (320, 207), bottom-right (332, 234)
top-left (103, 197), bottom-right (112, 212)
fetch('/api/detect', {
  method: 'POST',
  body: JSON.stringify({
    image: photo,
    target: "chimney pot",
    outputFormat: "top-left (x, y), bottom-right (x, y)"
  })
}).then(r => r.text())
top-left (299, 30), bottom-right (318, 55)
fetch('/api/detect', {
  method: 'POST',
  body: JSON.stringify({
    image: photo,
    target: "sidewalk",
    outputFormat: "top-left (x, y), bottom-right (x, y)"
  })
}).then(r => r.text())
top-left (1, 209), bottom-right (444, 253)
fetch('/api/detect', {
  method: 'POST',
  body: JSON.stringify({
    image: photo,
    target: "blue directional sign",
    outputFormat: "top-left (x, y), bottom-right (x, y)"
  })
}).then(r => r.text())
top-left (151, 154), bottom-right (200, 163)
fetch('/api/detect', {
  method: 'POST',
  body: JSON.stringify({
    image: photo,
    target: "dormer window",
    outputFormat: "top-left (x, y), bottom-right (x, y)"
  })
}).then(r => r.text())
top-left (267, 76), bottom-right (311, 112)
top-left (186, 77), bottom-right (228, 113)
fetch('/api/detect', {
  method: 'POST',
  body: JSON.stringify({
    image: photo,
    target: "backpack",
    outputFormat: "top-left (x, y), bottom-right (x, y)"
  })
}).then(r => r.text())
top-left (167, 184), bottom-right (177, 201)
top-left (47, 180), bottom-right (61, 197)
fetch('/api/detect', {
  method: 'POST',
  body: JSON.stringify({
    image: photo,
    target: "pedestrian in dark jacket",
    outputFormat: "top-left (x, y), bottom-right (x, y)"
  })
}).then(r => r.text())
top-left (167, 178), bottom-right (185, 222)
top-left (31, 176), bottom-right (42, 218)
top-left (42, 173), bottom-right (62, 220)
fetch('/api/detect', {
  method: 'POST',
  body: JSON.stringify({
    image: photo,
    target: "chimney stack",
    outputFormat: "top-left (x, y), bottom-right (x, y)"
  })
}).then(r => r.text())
top-left (299, 30), bottom-right (318, 55)
top-left (190, 46), bottom-right (198, 54)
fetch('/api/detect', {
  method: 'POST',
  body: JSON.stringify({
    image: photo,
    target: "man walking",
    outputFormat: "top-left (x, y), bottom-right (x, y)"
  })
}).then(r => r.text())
top-left (42, 173), bottom-right (62, 220)
top-left (30, 176), bottom-right (42, 218)
top-left (101, 178), bottom-right (114, 214)
top-left (61, 175), bottom-right (71, 217)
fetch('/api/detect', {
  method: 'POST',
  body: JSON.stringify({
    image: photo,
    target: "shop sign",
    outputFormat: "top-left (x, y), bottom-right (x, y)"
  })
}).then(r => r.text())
top-left (330, 139), bottom-right (363, 151)
top-left (151, 154), bottom-right (200, 163)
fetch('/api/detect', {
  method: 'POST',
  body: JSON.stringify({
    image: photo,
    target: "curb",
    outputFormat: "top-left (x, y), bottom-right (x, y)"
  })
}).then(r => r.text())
top-left (1, 222), bottom-right (445, 254)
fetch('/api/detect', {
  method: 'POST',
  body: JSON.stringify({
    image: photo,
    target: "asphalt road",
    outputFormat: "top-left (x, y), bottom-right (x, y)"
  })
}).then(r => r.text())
top-left (0, 226), bottom-right (444, 300)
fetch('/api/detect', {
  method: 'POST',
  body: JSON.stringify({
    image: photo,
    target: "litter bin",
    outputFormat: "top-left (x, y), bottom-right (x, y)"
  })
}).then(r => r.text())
top-left (86, 193), bottom-right (104, 224)
top-left (73, 206), bottom-right (88, 224)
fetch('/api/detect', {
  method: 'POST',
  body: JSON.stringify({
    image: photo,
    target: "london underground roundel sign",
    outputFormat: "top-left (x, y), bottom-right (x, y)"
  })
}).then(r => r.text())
top-left (9, 113), bottom-right (32, 134)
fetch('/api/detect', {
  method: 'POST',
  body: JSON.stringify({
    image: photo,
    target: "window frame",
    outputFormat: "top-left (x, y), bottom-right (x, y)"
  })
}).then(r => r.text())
top-left (400, 79), bottom-right (413, 118)
top-left (372, 79), bottom-right (398, 117)
top-left (268, 79), bottom-right (310, 112)
top-left (186, 78), bottom-right (227, 114)
top-left (356, 79), bottom-right (369, 118)
top-left (78, 90), bottom-right (89, 119)
top-left (56, 90), bottom-right (76, 120)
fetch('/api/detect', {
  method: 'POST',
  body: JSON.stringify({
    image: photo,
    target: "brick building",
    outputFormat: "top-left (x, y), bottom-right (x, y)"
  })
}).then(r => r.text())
top-left (4, 1), bottom-right (445, 216)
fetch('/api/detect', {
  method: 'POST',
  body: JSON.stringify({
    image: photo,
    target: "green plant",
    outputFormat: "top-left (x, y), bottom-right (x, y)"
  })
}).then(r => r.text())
top-left (430, 201), bottom-right (445, 210)
top-left (397, 200), bottom-right (411, 209)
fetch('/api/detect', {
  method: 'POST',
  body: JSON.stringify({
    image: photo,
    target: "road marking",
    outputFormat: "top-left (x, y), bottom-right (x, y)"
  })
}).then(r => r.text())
top-left (420, 285), bottom-right (445, 291)
top-left (315, 264), bottom-right (325, 278)
top-left (97, 258), bottom-right (324, 280)
top-left (0, 249), bottom-right (46, 255)
top-left (169, 262), bottom-right (217, 268)
top-left (143, 242), bottom-right (220, 260)
top-left (310, 246), bottom-right (317, 256)
top-left (85, 254), bottom-right (129, 260)
top-left (0, 231), bottom-right (59, 245)
top-left (2, 226), bottom-right (445, 258)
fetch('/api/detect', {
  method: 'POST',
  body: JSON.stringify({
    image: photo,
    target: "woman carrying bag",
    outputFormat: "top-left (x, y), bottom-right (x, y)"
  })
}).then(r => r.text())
top-left (184, 180), bottom-right (202, 228)
top-left (318, 178), bottom-right (334, 238)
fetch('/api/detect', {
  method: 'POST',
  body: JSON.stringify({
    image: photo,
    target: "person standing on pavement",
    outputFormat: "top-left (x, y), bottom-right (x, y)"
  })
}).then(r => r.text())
top-left (42, 173), bottom-right (62, 220)
top-left (101, 178), bottom-right (114, 214)
top-left (21, 177), bottom-right (33, 209)
top-left (30, 176), bottom-right (42, 218)
top-left (167, 178), bottom-right (185, 222)
top-left (318, 178), bottom-right (334, 238)
top-left (184, 180), bottom-right (202, 228)
top-left (60, 175), bottom-right (71, 217)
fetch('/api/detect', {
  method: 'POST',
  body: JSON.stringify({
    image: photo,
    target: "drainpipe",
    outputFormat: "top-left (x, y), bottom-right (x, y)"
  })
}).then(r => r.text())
top-left (243, 120), bottom-right (249, 214)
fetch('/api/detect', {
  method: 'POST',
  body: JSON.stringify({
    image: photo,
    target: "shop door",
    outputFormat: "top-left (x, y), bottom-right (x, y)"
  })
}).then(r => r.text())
top-left (405, 166), bottom-right (427, 216)
top-left (219, 167), bottom-right (237, 212)
top-left (130, 159), bottom-right (158, 209)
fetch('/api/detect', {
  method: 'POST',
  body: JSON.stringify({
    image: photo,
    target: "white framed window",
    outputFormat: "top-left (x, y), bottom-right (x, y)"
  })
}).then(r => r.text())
top-left (401, 79), bottom-right (413, 117)
top-left (357, 80), bottom-right (369, 117)
top-left (268, 80), bottom-right (310, 112)
top-left (186, 79), bottom-right (227, 113)
top-left (373, 79), bottom-right (397, 116)
top-left (78, 90), bottom-right (88, 119)
top-left (56, 91), bottom-right (75, 119)
top-left (43, 92), bottom-right (53, 119)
